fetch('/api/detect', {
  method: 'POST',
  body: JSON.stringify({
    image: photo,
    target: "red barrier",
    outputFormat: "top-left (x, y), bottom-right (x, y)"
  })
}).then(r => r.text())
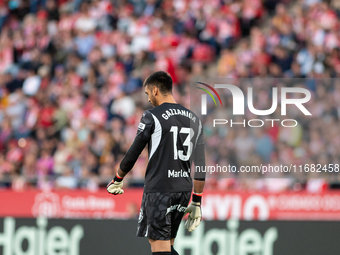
top-left (0, 189), bottom-right (143, 219)
top-left (202, 191), bottom-right (340, 221)
top-left (1, 189), bottom-right (340, 220)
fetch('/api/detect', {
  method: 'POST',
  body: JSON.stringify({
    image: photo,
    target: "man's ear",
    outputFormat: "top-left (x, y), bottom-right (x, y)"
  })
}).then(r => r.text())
top-left (153, 86), bottom-right (158, 96)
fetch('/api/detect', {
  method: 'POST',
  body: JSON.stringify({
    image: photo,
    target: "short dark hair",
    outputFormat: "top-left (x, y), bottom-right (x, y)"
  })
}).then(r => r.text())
top-left (143, 71), bottom-right (173, 94)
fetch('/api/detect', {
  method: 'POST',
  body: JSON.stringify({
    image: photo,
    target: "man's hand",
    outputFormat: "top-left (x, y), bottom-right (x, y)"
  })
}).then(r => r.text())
top-left (107, 180), bottom-right (124, 195)
top-left (184, 202), bottom-right (202, 232)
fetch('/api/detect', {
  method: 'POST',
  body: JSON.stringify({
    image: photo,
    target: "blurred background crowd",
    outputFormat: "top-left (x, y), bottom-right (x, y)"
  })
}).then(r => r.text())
top-left (0, 0), bottom-right (340, 192)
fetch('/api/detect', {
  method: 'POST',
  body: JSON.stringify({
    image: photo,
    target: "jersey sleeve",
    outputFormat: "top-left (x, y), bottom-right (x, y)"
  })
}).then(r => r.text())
top-left (120, 110), bottom-right (155, 173)
top-left (193, 119), bottom-right (206, 181)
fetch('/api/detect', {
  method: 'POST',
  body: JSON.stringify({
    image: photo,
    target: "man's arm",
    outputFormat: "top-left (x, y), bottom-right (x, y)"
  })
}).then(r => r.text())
top-left (193, 119), bottom-right (206, 190)
top-left (107, 111), bottom-right (155, 194)
top-left (184, 120), bottom-right (206, 231)
top-left (192, 141), bottom-right (205, 203)
top-left (113, 136), bottom-right (148, 179)
top-left (116, 168), bottom-right (127, 178)
top-left (193, 180), bottom-right (205, 195)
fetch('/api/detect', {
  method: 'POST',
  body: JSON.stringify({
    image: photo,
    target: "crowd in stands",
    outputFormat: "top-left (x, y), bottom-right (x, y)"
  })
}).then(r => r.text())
top-left (0, 0), bottom-right (340, 192)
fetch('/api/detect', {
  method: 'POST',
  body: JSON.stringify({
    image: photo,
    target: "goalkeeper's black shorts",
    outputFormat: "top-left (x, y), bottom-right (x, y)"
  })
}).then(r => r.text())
top-left (136, 191), bottom-right (191, 240)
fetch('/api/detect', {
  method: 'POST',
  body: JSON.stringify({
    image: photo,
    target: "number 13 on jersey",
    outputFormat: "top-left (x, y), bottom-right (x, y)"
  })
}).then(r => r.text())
top-left (170, 126), bottom-right (194, 161)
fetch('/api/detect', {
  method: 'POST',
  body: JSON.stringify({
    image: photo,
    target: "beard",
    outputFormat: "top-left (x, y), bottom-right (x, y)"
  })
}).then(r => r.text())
top-left (149, 94), bottom-right (158, 106)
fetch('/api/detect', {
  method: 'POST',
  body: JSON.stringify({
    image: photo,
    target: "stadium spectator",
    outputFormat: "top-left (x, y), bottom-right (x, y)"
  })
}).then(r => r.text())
top-left (0, 0), bottom-right (339, 192)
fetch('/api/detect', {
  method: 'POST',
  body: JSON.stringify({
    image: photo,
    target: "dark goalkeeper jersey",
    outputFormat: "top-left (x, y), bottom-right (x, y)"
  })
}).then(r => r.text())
top-left (120, 102), bottom-right (206, 193)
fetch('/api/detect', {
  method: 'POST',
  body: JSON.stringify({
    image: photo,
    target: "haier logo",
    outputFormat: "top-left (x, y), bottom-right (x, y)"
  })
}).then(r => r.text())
top-left (0, 217), bottom-right (84, 255)
top-left (175, 220), bottom-right (278, 255)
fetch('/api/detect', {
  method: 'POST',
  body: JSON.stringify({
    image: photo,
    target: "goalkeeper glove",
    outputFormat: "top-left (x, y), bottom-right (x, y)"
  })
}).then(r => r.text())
top-left (184, 193), bottom-right (202, 232)
top-left (107, 173), bottom-right (124, 195)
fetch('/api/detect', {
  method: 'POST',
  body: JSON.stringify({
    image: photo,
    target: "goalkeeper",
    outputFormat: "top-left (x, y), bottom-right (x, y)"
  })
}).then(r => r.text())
top-left (107, 71), bottom-right (206, 255)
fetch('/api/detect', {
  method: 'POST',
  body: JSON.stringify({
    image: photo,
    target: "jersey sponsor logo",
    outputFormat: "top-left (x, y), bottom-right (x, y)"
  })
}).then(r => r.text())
top-left (166, 204), bottom-right (187, 215)
top-left (168, 169), bottom-right (189, 178)
top-left (138, 122), bottom-right (146, 131)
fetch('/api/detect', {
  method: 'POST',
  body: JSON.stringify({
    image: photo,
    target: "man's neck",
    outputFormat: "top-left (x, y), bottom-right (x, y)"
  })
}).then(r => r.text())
top-left (158, 95), bottom-right (177, 105)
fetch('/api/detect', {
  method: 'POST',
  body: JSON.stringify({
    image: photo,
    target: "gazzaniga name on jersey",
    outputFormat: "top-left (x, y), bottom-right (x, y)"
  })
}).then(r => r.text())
top-left (168, 169), bottom-right (189, 178)
top-left (161, 109), bottom-right (196, 123)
